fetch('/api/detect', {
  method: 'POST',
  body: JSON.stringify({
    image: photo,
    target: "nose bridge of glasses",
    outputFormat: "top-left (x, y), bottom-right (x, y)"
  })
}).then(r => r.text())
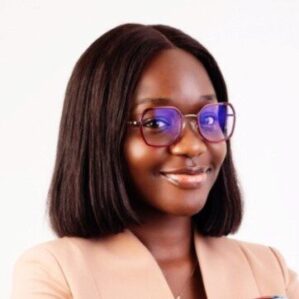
top-left (173, 113), bottom-right (207, 154)
top-left (183, 114), bottom-right (199, 134)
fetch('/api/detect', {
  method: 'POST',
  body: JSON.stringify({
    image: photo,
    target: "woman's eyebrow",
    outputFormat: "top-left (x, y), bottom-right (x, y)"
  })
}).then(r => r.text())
top-left (200, 94), bottom-right (217, 101)
top-left (134, 94), bottom-right (217, 108)
top-left (134, 97), bottom-right (171, 108)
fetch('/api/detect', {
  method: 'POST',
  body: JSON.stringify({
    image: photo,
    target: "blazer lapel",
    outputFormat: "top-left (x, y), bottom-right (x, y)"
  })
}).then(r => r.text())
top-left (87, 228), bottom-right (174, 299)
top-left (193, 232), bottom-right (260, 299)
top-left (87, 228), bottom-right (261, 299)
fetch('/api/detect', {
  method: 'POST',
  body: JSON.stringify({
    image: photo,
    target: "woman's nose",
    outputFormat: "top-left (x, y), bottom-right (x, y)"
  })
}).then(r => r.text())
top-left (168, 119), bottom-right (207, 158)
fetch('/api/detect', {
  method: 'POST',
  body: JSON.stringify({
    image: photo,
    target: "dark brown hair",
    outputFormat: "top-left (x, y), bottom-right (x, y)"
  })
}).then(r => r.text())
top-left (47, 23), bottom-right (243, 238)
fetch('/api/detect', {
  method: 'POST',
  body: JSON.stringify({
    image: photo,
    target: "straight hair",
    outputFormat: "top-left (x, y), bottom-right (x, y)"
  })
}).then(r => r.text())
top-left (48, 23), bottom-right (243, 238)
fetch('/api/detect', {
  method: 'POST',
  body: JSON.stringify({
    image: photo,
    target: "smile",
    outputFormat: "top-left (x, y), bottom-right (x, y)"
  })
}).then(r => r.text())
top-left (160, 172), bottom-right (209, 189)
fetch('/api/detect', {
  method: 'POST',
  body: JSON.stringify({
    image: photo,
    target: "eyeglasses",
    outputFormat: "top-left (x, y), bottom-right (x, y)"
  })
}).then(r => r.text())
top-left (127, 102), bottom-right (236, 147)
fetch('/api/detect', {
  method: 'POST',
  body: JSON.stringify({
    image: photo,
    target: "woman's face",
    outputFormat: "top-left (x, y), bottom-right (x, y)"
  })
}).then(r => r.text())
top-left (123, 48), bottom-right (227, 218)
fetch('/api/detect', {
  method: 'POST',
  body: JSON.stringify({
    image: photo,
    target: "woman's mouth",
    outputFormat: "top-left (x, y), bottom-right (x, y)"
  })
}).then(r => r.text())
top-left (160, 168), bottom-right (211, 189)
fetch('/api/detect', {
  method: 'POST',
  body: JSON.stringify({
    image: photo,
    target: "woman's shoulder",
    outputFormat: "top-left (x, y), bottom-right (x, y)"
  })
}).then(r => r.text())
top-left (203, 234), bottom-right (299, 291)
top-left (201, 233), bottom-right (284, 258)
top-left (11, 238), bottom-right (73, 299)
top-left (13, 237), bottom-right (88, 272)
top-left (11, 236), bottom-right (102, 299)
top-left (203, 234), bottom-right (288, 271)
top-left (14, 235), bottom-right (106, 268)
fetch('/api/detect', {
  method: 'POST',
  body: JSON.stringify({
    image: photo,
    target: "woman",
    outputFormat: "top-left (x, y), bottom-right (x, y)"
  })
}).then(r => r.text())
top-left (11, 23), bottom-right (299, 299)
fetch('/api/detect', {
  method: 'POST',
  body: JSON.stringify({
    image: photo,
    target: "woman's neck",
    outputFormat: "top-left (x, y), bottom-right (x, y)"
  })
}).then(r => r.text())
top-left (128, 214), bottom-right (194, 264)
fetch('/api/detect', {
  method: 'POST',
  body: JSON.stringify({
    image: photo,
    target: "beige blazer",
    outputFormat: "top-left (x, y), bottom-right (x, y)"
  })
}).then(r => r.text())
top-left (11, 229), bottom-right (299, 299)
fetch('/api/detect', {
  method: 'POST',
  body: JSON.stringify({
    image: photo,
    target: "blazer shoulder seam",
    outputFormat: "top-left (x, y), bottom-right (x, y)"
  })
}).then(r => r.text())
top-left (268, 246), bottom-right (288, 286)
top-left (42, 246), bottom-right (73, 296)
top-left (231, 238), bottom-right (263, 294)
top-left (62, 237), bottom-right (103, 299)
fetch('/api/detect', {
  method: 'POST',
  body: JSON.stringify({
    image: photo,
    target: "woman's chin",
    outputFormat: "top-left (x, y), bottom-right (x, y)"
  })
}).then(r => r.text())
top-left (164, 198), bottom-right (207, 217)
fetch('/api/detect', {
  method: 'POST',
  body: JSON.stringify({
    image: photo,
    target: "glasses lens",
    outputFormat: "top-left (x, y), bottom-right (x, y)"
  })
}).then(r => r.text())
top-left (198, 103), bottom-right (235, 142)
top-left (141, 108), bottom-right (181, 146)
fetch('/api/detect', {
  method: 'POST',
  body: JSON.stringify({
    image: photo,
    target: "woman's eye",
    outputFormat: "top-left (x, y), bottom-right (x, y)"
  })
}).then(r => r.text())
top-left (143, 118), bottom-right (170, 129)
top-left (200, 114), bottom-right (217, 126)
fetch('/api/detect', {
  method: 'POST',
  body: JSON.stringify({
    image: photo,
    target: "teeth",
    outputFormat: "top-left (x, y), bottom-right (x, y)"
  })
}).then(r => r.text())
top-left (164, 173), bottom-right (207, 184)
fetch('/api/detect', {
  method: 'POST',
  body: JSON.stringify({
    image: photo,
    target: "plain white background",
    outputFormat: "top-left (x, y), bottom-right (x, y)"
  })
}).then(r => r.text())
top-left (1, 0), bottom-right (298, 297)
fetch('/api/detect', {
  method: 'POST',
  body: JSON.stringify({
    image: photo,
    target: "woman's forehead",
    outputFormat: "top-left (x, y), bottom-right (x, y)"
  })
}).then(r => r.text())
top-left (133, 48), bottom-right (216, 111)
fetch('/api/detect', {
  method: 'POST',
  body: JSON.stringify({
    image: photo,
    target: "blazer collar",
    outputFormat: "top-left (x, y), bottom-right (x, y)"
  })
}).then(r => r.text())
top-left (89, 228), bottom-right (261, 299)
top-left (192, 230), bottom-right (260, 298)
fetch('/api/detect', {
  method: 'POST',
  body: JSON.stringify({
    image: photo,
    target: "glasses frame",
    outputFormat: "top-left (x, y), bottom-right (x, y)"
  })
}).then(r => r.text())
top-left (127, 102), bottom-right (236, 147)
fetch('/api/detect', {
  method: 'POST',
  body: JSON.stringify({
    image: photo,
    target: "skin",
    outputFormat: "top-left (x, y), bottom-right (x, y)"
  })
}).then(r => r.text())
top-left (123, 48), bottom-right (227, 298)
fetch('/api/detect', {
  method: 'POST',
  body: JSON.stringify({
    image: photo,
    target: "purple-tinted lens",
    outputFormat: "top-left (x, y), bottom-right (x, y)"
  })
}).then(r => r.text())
top-left (198, 103), bottom-right (235, 142)
top-left (141, 107), bottom-right (181, 146)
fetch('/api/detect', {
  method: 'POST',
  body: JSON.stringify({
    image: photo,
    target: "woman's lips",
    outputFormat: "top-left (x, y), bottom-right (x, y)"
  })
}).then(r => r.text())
top-left (160, 171), bottom-right (209, 189)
